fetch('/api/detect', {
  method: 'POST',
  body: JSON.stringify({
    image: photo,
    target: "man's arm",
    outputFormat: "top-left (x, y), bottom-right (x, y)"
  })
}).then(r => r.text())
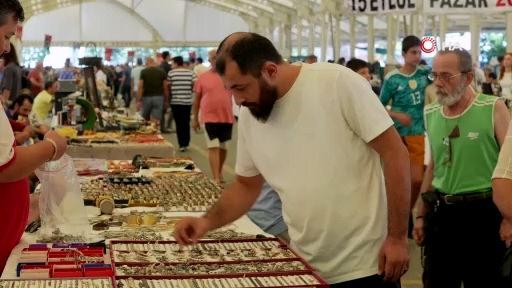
top-left (204, 174), bottom-right (264, 229)
top-left (163, 79), bottom-right (169, 106)
top-left (492, 102), bottom-right (512, 246)
top-left (137, 80), bottom-right (144, 101)
top-left (192, 84), bottom-right (203, 131)
top-left (29, 74), bottom-right (43, 89)
top-left (174, 174), bottom-right (264, 244)
top-left (368, 126), bottom-right (410, 281)
top-left (493, 100), bottom-right (512, 222)
top-left (368, 126), bottom-right (410, 239)
top-left (494, 99), bottom-right (510, 148)
top-left (379, 77), bottom-right (412, 126)
top-left (14, 126), bottom-right (34, 145)
top-left (415, 157), bottom-right (434, 218)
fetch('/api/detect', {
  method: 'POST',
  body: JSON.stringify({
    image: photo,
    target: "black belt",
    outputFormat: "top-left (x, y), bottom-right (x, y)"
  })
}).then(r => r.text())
top-left (437, 190), bottom-right (492, 205)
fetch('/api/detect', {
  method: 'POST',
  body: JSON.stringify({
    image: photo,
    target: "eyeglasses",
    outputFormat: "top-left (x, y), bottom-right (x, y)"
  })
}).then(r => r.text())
top-left (428, 72), bottom-right (469, 82)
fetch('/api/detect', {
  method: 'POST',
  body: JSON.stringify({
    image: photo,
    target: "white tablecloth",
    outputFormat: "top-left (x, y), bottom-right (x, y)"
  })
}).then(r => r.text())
top-left (67, 142), bottom-right (175, 160)
top-left (1, 210), bottom-right (265, 279)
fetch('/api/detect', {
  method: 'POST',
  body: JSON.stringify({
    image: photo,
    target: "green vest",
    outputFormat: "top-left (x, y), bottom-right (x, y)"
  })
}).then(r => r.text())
top-left (424, 94), bottom-right (499, 195)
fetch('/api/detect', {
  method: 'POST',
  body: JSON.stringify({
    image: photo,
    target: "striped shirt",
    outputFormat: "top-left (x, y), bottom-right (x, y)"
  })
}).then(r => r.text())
top-left (168, 68), bottom-right (197, 105)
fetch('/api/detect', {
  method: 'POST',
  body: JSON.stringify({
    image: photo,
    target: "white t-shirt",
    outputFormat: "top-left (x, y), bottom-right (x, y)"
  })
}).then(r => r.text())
top-left (0, 108), bottom-right (15, 166)
top-left (193, 64), bottom-right (209, 77)
top-left (500, 71), bottom-right (512, 100)
top-left (236, 63), bottom-right (393, 283)
top-left (131, 66), bottom-right (144, 93)
top-left (95, 70), bottom-right (107, 84)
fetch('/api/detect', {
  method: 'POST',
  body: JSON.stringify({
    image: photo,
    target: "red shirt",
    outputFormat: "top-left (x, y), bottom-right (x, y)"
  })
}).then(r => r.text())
top-left (9, 119), bottom-right (25, 132)
top-left (194, 70), bottom-right (234, 124)
top-left (28, 69), bottom-right (43, 96)
top-left (0, 143), bottom-right (30, 273)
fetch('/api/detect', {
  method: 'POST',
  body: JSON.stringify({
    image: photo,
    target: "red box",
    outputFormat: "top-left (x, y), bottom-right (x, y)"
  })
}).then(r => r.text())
top-left (52, 267), bottom-right (83, 278)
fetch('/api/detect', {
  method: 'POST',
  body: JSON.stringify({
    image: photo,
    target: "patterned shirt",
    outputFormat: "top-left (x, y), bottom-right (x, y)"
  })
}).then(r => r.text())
top-left (168, 68), bottom-right (197, 105)
top-left (380, 66), bottom-right (431, 136)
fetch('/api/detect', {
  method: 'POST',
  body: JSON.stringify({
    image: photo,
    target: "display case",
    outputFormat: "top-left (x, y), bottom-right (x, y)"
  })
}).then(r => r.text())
top-left (16, 244), bottom-right (112, 279)
top-left (82, 173), bottom-right (222, 211)
top-left (110, 238), bottom-right (328, 288)
top-left (0, 278), bottom-right (114, 288)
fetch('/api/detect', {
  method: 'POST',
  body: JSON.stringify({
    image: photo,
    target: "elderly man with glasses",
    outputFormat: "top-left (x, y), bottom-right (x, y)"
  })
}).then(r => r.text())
top-left (413, 48), bottom-right (510, 287)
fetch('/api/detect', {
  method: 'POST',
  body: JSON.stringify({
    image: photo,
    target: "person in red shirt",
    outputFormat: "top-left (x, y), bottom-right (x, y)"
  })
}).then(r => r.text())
top-left (28, 62), bottom-right (44, 96)
top-left (0, 1), bottom-right (68, 273)
top-left (192, 49), bottom-right (235, 184)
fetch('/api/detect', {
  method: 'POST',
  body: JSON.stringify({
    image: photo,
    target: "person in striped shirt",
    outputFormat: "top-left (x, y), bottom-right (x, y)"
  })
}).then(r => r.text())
top-left (168, 56), bottom-right (197, 152)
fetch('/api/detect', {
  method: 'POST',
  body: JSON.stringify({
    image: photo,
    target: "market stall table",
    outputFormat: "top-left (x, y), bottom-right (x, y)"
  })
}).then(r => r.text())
top-left (1, 212), bottom-right (267, 279)
top-left (67, 141), bottom-right (174, 160)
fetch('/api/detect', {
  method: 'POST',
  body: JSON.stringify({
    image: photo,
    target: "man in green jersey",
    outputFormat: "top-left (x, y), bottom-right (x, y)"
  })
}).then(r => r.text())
top-left (413, 48), bottom-right (510, 287)
top-left (380, 36), bottom-right (431, 213)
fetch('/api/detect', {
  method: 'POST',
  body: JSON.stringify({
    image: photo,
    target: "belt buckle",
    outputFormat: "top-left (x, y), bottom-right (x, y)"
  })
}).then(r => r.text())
top-left (442, 195), bottom-right (459, 204)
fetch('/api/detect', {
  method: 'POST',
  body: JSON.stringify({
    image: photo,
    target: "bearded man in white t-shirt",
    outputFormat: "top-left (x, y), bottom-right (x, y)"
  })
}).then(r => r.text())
top-left (174, 32), bottom-right (411, 288)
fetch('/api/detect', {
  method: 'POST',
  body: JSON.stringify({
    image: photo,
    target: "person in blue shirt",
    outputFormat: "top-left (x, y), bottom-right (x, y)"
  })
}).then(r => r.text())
top-left (247, 182), bottom-right (289, 243)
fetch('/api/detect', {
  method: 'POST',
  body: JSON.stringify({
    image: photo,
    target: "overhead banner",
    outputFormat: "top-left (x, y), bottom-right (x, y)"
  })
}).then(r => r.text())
top-left (424, 0), bottom-right (512, 13)
top-left (346, 0), bottom-right (417, 14)
top-left (105, 48), bottom-right (113, 62)
top-left (43, 34), bottom-right (52, 53)
top-left (127, 51), bottom-right (135, 62)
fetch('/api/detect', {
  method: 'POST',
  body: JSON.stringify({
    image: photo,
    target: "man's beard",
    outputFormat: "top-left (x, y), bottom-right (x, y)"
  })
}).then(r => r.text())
top-left (245, 79), bottom-right (279, 122)
top-left (436, 82), bottom-right (466, 107)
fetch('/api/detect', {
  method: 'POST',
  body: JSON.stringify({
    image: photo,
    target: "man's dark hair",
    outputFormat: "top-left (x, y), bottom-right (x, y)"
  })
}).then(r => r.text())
top-left (136, 57), bottom-right (143, 66)
top-left (216, 32), bottom-right (283, 77)
top-left (402, 35), bottom-right (421, 53)
top-left (197, 57), bottom-right (203, 64)
top-left (2, 43), bottom-right (18, 66)
top-left (337, 57), bottom-right (346, 65)
top-left (346, 58), bottom-right (369, 73)
top-left (304, 54), bottom-right (317, 62)
top-left (45, 79), bottom-right (57, 90)
top-left (172, 56), bottom-right (184, 66)
top-left (162, 51), bottom-right (170, 60)
top-left (0, 0), bottom-right (24, 26)
top-left (11, 94), bottom-right (32, 110)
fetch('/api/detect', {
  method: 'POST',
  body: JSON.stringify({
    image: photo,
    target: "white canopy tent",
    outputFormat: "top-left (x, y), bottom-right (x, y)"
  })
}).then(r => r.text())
top-left (17, 0), bottom-right (512, 64)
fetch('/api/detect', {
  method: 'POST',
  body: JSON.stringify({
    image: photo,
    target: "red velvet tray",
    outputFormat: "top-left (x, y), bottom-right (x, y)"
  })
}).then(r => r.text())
top-left (109, 238), bottom-right (329, 287)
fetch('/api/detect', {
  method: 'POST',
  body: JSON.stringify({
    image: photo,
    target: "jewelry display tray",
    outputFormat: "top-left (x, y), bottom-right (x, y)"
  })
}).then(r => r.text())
top-left (0, 277), bottom-right (114, 288)
top-left (110, 238), bottom-right (329, 288)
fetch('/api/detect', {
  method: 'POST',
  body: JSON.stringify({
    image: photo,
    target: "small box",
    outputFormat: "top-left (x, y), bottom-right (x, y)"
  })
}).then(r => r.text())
top-left (19, 265), bottom-right (51, 279)
top-left (52, 267), bottom-right (83, 278)
top-left (83, 264), bottom-right (113, 277)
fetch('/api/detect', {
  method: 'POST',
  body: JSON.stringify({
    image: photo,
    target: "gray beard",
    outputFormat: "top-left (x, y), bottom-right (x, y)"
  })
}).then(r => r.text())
top-left (436, 85), bottom-right (466, 107)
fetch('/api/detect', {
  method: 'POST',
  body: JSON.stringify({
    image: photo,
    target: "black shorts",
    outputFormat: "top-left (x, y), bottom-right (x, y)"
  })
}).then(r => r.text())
top-left (204, 123), bottom-right (233, 143)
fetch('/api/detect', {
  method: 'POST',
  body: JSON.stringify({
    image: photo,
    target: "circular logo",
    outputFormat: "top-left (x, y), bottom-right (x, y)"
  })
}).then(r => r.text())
top-left (408, 80), bottom-right (418, 90)
top-left (421, 37), bottom-right (437, 53)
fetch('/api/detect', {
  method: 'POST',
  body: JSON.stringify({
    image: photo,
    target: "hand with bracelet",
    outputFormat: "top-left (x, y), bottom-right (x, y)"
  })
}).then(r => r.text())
top-left (43, 130), bottom-right (67, 161)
